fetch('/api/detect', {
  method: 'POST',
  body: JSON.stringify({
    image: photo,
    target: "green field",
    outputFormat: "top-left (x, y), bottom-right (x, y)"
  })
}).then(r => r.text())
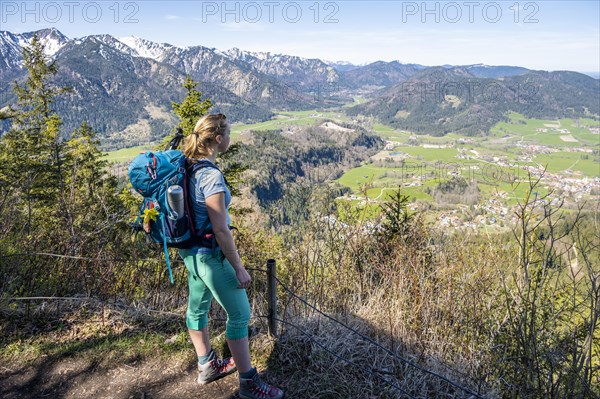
top-left (341, 96), bottom-right (368, 108)
top-left (393, 146), bottom-right (460, 163)
top-left (336, 165), bottom-right (388, 192)
top-left (366, 183), bottom-right (434, 201)
top-left (248, 111), bottom-right (589, 152)
top-left (529, 152), bottom-right (599, 177)
top-left (490, 113), bottom-right (599, 148)
top-left (371, 123), bottom-right (409, 140)
top-left (337, 165), bottom-right (556, 207)
top-left (560, 118), bottom-right (600, 146)
top-left (103, 144), bottom-right (156, 163)
top-left (336, 140), bottom-right (593, 208)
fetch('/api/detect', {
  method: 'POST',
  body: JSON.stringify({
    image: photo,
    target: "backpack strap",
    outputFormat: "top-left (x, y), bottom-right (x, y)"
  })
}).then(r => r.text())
top-left (187, 158), bottom-right (231, 188)
top-left (187, 159), bottom-right (228, 256)
top-left (187, 159), bottom-right (223, 237)
top-left (159, 213), bottom-right (175, 284)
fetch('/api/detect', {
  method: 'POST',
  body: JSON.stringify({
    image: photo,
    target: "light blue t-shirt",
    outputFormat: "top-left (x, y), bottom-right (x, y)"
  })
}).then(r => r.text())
top-left (181, 160), bottom-right (231, 254)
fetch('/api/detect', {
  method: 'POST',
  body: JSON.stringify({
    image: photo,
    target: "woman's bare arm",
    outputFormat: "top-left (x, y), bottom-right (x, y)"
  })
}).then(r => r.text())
top-left (205, 192), bottom-right (251, 288)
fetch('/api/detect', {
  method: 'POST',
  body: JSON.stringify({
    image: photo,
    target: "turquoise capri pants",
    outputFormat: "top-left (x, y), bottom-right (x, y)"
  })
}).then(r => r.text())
top-left (181, 250), bottom-right (250, 341)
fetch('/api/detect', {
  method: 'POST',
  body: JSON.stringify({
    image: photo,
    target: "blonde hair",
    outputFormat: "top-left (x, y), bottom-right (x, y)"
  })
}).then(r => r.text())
top-left (183, 113), bottom-right (228, 160)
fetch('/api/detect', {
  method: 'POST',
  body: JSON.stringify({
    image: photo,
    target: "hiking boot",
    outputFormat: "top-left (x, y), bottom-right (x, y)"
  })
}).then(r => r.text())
top-left (197, 351), bottom-right (236, 385)
top-left (239, 372), bottom-right (284, 399)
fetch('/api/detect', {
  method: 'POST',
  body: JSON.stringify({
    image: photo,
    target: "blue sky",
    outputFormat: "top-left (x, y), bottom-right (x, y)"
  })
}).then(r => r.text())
top-left (1, 1), bottom-right (599, 72)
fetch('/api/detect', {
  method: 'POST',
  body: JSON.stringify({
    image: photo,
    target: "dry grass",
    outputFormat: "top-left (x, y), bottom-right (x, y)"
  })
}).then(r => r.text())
top-left (234, 188), bottom-right (599, 398)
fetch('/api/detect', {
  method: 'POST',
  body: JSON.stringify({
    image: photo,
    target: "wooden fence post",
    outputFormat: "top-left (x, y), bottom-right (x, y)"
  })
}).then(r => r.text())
top-left (267, 259), bottom-right (277, 337)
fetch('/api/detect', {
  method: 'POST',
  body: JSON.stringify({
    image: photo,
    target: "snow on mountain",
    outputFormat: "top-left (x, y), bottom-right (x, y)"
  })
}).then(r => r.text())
top-left (225, 47), bottom-right (340, 84)
top-left (226, 48), bottom-right (272, 62)
top-left (85, 34), bottom-right (138, 57)
top-left (38, 28), bottom-right (69, 55)
top-left (20, 28), bottom-right (69, 56)
top-left (0, 28), bottom-right (69, 74)
top-left (0, 31), bottom-right (24, 67)
top-left (225, 47), bottom-right (257, 62)
top-left (324, 60), bottom-right (356, 66)
top-left (118, 36), bottom-right (178, 61)
top-left (1, 28), bottom-right (534, 88)
top-left (0, 31), bottom-right (23, 54)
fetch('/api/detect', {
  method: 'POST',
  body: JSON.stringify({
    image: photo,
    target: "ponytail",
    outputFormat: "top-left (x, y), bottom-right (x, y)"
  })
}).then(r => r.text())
top-left (183, 114), bottom-right (228, 160)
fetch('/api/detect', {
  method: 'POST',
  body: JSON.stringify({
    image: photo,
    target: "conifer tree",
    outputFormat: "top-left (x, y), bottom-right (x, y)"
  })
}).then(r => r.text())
top-left (169, 76), bottom-right (248, 197)
top-left (8, 35), bottom-right (65, 123)
top-left (171, 75), bottom-right (212, 136)
top-left (0, 35), bottom-right (123, 242)
top-left (0, 34), bottom-right (69, 229)
top-left (380, 187), bottom-right (413, 240)
top-left (65, 121), bottom-right (109, 198)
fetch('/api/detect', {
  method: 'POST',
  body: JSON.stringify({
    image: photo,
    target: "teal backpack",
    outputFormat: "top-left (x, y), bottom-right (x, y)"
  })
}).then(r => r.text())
top-left (127, 133), bottom-right (221, 283)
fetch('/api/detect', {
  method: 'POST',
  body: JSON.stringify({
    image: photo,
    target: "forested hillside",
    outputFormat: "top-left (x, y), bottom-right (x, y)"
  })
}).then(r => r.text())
top-left (346, 67), bottom-right (600, 136)
top-left (230, 124), bottom-right (382, 205)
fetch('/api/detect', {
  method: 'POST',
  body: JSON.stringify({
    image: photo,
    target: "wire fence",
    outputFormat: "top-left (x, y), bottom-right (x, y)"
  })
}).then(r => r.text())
top-left (0, 251), bottom-right (179, 263)
top-left (1, 251), bottom-right (487, 399)
top-left (249, 265), bottom-right (486, 399)
top-left (257, 315), bottom-right (417, 399)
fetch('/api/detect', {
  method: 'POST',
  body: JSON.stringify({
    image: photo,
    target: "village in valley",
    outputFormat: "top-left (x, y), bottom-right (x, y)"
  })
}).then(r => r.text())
top-left (222, 111), bottom-right (599, 233)
top-left (335, 115), bottom-right (599, 232)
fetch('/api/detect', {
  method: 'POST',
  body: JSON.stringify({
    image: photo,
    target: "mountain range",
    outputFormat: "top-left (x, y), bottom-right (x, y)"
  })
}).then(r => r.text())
top-left (0, 28), bottom-right (598, 148)
top-left (347, 66), bottom-right (600, 136)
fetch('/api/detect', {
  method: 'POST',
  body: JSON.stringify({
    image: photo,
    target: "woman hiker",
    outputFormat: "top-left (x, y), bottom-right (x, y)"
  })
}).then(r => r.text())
top-left (180, 113), bottom-right (284, 399)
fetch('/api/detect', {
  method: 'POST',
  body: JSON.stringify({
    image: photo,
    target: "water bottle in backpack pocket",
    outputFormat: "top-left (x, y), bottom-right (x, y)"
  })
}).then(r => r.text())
top-left (143, 188), bottom-right (193, 247)
top-left (128, 150), bottom-right (225, 283)
top-left (167, 185), bottom-right (186, 235)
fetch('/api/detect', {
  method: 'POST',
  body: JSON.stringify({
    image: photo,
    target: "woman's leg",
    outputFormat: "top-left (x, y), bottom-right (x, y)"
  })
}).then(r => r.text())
top-left (183, 253), bottom-right (214, 357)
top-left (189, 326), bottom-right (211, 357)
top-left (182, 252), bottom-right (238, 386)
top-left (193, 252), bottom-right (284, 398)
top-left (226, 336), bottom-right (252, 374)
top-left (196, 252), bottom-right (252, 372)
